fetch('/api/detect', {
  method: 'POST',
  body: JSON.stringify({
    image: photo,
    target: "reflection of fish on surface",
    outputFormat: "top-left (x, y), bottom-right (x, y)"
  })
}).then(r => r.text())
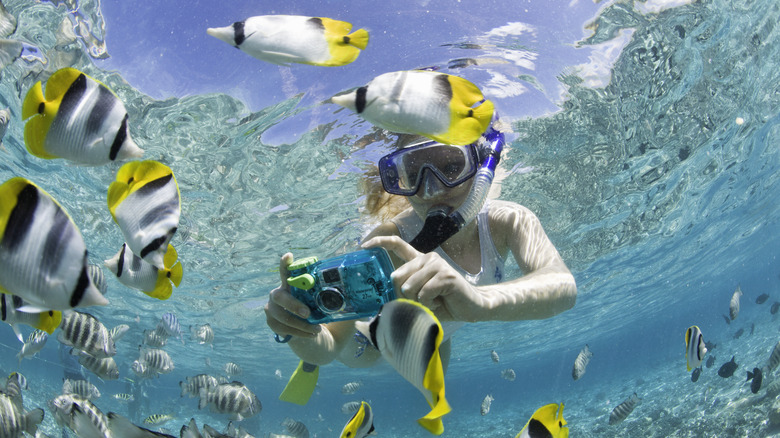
top-left (515, 403), bottom-right (568, 438)
top-left (572, 344), bottom-right (593, 380)
top-left (207, 15), bottom-right (368, 67)
top-left (21, 67), bottom-right (143, 165)
top-left (340, 401), bottom-right (374, 438)
top-left (729, 286), bottom-right (743, 320)
top-left (331, 70), bottom-right (494, 146)
top-left (356, 298), bottom-right (451, 435)
top-left (684, 326), bottom-right (707, 371)
top-left (0, 177), bottom-right (108, 311)
top-left (609, 393), bottom-right (640, 425)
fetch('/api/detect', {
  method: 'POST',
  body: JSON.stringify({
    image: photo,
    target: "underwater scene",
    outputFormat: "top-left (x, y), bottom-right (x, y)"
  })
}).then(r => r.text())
top-left (0, 0), bottom-right (778, 436)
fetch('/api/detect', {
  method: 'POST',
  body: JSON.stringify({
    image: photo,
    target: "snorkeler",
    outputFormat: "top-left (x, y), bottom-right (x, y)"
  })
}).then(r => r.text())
top-left (265, 116), bottom-right (576, 379)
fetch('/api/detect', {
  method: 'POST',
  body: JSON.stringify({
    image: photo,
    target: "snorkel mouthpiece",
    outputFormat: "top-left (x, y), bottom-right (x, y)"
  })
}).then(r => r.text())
top-left (409, 116), bottom-right (504, 253)
top-left (409, 207), bottom-right (462, 253)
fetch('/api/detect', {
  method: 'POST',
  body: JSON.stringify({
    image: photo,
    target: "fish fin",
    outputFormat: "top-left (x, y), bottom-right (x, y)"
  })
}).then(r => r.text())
top-left (23, 408), bottom-right (43, 436)
top-left (433, 75), bottom-right (494, 145)
top-left (35, 309), bottom-right (62, 334)
top-left (345, 28), bottom-right (369, 50)
top-left (163, 244), bottom-right (178, 267)
top-left (21, 81), bottom-right (44, 120)
top-left (10, 324), bottom-right (23, 342)
top-left (23, 113), bottom-right (58, 159)
top-left (147, 276), bottom-right (173, 301)
top-left (107, 179), bottom-right (131, 219)
top-left (169, 260), bottom-right (183, 288)
top-left (279, 360), bottom-right (319, 405)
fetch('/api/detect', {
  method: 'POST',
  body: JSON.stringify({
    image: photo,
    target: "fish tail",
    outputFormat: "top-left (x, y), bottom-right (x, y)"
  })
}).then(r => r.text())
top-left (346, 28), bottom-right (369, 50)
top-left (169, 261), bottom-right (184, 287)
top-left (417, 415), bottom-right (445, 435)
top-left (22, 81), bottom-right (44, 120)
top-left (148, 275), bottom-right (173, 301)
top-left (36, 310), bottom-right (62, 334)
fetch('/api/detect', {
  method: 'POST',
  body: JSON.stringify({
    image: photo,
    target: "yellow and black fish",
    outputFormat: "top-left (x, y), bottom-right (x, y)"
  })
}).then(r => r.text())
top-left (0, 177), bottom-right (108, 311)
top-left (0, 294), bottom-right (61, 341)
top-left (107, 160), bottom-right (181, 269)
top-left (358, 298), bottom-right (450, 434)
top-left (104, 243), bottom-right (183, 300)
top-left (207, 15), bottom-right (368, 67)
top-left (22, 67), bottom-right (143, 165)
top-left (331, 70), bottom-right (494, 146)
top-left (340, 401), bottom-right (375, 438)
top-left (515, 403), bottom-right (568, 438)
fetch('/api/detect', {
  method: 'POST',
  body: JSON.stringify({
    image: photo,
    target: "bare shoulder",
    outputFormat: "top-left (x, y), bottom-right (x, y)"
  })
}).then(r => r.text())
top-left (487, 200), bottom-right (544, 255)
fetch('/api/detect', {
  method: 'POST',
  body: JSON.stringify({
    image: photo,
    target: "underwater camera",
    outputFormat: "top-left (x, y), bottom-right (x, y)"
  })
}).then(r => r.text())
top-left (287, 247), bottom-right (396, 324)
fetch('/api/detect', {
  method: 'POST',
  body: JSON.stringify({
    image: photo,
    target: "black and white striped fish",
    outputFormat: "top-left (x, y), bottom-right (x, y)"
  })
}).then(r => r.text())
top-left (282, 417), bottom-right (309, 438)
top-left (76, 351), bottom-right (119, 380)
top-left (0, 177), bottom-right (108, 311)
top-left (0, 390), bottom-right (43, 437)
top-left (190, 323), bottom-right (214, 345)
top-left (0, 294), bottom-right (61, 342)
top-left (62, 378), bottom-right (101, 400)
top-left (729, 286), bottom-right (743, 320)
top-left (49, 394), bottom-right (109, 438)
top-left (17, 329), bottom-right (48, 363)
top-left (137, 347), bottom-right (175, 374)
top-left (572, 344), bottom-right (593, 380)
top-left (21, 68), bottom-right (143, 165)
top-left (143, 326), bottom-right (168, 348)
top-left (158, 312), bottom-right (182, 339)
top-left (22, 68), bottom-right (143, 165)
top-left (180, 374), bottom-right (220, 398)
top-left (57, 311), bottom-right (116, 358)
top-left (109, 324), bottom-right (130, 343)
top-left (87, 264), bottom-right (108, 296)
top-left (609, 393), bottom-right (641, 425)
top-left (198, 381), bottom-right (261, 421)
top-left (224, 362), bottom-right (242, 377)
top-left (107, 160), bottom-right (180, 269)
top-left (341, 381), bottom-right (362, 395)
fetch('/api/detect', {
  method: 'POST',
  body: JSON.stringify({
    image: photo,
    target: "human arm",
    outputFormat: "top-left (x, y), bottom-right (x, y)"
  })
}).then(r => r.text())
top-left (362, 201), bottom-right (576, 322)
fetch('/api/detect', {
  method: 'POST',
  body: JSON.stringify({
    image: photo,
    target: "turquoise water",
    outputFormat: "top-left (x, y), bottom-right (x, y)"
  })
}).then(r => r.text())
top-left (1, 0), bottom-right (779, 436)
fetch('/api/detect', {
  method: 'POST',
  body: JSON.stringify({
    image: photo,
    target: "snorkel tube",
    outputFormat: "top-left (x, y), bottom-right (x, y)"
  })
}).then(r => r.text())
top-left (409, 117), bottom-right (504, 253)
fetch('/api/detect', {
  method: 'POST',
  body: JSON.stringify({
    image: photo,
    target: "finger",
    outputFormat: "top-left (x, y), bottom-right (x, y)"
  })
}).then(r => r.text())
top-left (269, 287), bottom-right (311, 319)
top-left (362, 235), bottom-right (421, 263)
top-left (396, 263), bottom-right (439, 302)
top-left (278, 252), bottom-right (294, 286)
top-left (264, 300), bottom-right (320, 337)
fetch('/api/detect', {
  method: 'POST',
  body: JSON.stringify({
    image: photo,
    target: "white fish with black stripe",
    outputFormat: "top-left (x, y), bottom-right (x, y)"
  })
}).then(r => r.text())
top-left (62, 378), bottom-right (101, 400)
top-left (190, 323), bottom-right (214, 345)
top-left (17, 329), bottom-right (49, 363)
top-left (75, 350), bottom-right (119, 380)
top-left (180, 374), bottom-right (220, 398)
top-left (107, 160), bottom-right (181, 269)
top-left (198, 381), bottom-right (261, 421)
top-left (685, 326), bottom-right (707, 371)
top-left (158, 311), bottom-right (183, 340)
top-left (137, 347), bottom-right (175, 374)
top-left (572, 344), bottom-right (593, 380)
top-left (609, 393), bottom-right (641, 425)
top-left (0, 377), bottom-right (44, 438)
top-left (57, 311), bottom-right (116, 358)
top-left (104, 242), bottom-right (183, 300)
top-left (0, 177), bottom-right (109, 311)
top-left (49, 393), bottom-right (109, 438)
top-left (21, 67), bottom-right (143, 165)
top-left (0, 293), bottom-right (62, 341)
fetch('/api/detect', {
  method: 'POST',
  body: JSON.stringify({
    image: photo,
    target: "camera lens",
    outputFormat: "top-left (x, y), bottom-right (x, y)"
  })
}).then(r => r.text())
top-left (317, 287), bottom-right (345, 313)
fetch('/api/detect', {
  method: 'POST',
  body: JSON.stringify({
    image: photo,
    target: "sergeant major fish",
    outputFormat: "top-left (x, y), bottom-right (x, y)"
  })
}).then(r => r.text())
top-left (341, 381), bottom-right (362, 395)
top-left (107, 160), bottom-right (181, 269)
top-left (490, 350), bottom-right (500, 363)
top-left (572, 344), bottom-right (593, 380)
top-left (0, 382), bottom-right (44, 437)
top-left (198, 381), bottom-right (261, 421)
top-left (501, 369), bottom-right (516, 381)
top-left (180, 374), bottom-right (220, 398)
top-left (768, 340), bottom-right (780, 372)
top-left (17, 329), bottom-right (48, 363)
top-left (21, 67), bottom-right (143, 165)
top-left (0, 177), bottom-right (108, 311)
top-left (190, 323), bottom-right (214, 345)
top-left (331, 70), bottom-right (495, 146)
top-left (104, 242), bottom-right (183, 300)
top-left (76, 351), bottom-right (119, 380)
top-left (729, 286), bottom-right (743, 320)
top-left (58, 311), bottom-right (116, 358)
top-left (87, 264), bottom-right (107, 296)
top-left (62, 379), bottom-right (100, 400)
top-left (609, 393), bottom-right (640, 425)
top-left (480, 394), bottom-right (494, 416)
top-left (207, 15), bottom-right (369, 67)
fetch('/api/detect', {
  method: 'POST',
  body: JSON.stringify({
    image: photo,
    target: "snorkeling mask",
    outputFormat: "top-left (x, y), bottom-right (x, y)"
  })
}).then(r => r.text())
top-left (378, 116), bottom-right (504, 253)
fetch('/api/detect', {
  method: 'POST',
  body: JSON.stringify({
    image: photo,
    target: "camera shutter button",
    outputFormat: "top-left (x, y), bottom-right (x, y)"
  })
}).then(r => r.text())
top-left (288, 273), bottom-right (315, 290)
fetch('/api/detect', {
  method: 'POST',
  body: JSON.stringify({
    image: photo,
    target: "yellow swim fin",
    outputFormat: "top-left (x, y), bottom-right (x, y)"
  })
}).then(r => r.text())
top-left (279, 360), bottom-right (319, 406)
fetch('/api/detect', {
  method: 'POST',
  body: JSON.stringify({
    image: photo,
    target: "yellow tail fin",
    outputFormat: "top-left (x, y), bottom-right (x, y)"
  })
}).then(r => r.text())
top-left (346, 28), bottom-right (369, 50)
top-left (36, 310), bottom-right (62, 334)
top-left (22, 81), bottom-right (44, 120)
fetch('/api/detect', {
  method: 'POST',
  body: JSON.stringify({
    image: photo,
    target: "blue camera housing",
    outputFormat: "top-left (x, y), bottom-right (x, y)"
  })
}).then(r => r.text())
top-left (287, 247), bottom-right (396, 324)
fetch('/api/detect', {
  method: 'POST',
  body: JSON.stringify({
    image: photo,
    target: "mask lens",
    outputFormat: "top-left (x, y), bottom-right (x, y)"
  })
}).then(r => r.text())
top-left (380, 143), bottom-right (477, 195)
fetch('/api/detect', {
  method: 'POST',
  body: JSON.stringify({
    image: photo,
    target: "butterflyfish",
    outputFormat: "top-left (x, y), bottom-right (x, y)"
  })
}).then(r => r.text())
top-left (340, 401), bottom-right (375, 438)
top-left (0, 294), bottom-right (61, 341)
top-left (515, 403), bottom-right (568, 438)
top-left (684, 325), bottom-right (707, 371)
top-left (104, 243), bottom-right (183, 300)
top-left (107, 160), bottom-right (181, 269)
top-left (22, 67), bottom-right (143, 164)
top-left (207, 15), bottom-right (368, 67)
top-left (331, 70), bottom-right (494, 145)
top-left (0, 177), bottom-right (108, 311)
top-left (357, 298), bottom-right (451, 435)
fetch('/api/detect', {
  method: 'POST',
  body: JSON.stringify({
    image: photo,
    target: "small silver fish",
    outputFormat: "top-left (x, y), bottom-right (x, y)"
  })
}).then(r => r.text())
top-left (572, 344), bottom-right (593, 380)
top-left (490, 350), bottom-right (500, 363)
top-left (480, 394), bottom-right (494, 416)
top-left (76, 351), bottom-right (119, 380)
top-left (62, 379), bottom-right (100, 400)
top-left (341, 401), bottom-right (362, 414)
top-left (500, 368), bottom-right (516, 381)
top-left (767, 340), bottom-right (780, 372)
top-left (180, 374), bottom-right (220, 398)
top-left (190, 323), bottom-right (214, 345)
top-left (341, 381), bottom-right (363, 394)
top-left (729, 286), bottom-right (743, 320)
top-left (143, 414), bottom-right (174, 425)
top-left (113, 393), bottom-right (134, 402)
top-left (225, 362), bottom-right (242, 377)
top-left (282, 417), bottom-right (309, 438)
top-left (17, 329), bottom-right (48, 363)
top-left (609, 393), bottom-right (641, 425)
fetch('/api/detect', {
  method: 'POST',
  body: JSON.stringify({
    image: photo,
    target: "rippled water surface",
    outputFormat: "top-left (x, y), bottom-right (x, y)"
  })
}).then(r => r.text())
top-left (0, 0), bottom-right (778, 436)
